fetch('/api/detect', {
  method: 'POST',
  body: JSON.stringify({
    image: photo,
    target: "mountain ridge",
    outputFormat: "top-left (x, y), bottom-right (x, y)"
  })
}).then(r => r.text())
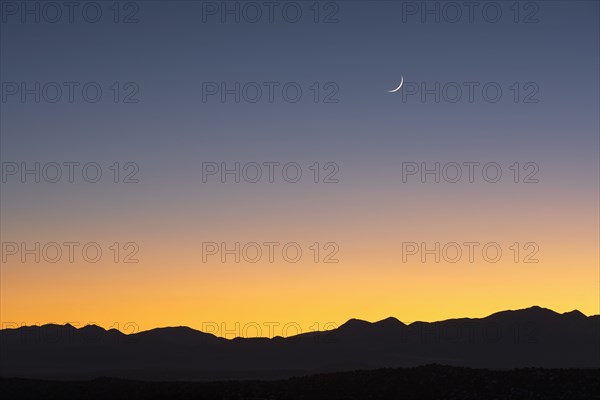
top-left (1, 306), bottom-right (598, 380)
top-left (2, 306), bottom-right (594, 338)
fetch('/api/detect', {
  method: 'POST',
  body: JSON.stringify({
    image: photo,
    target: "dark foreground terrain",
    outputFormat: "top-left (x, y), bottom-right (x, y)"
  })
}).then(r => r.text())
top-left (1, 365), bottom-right (598, 400)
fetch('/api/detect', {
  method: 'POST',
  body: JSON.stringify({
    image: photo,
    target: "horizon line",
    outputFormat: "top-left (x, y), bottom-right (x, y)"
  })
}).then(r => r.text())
top-left (1, 305), bottom-right (596, 339)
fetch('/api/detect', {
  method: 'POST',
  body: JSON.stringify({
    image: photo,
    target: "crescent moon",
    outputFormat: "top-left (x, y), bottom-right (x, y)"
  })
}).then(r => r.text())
top-left (387, 76), bottom-right (404, 93)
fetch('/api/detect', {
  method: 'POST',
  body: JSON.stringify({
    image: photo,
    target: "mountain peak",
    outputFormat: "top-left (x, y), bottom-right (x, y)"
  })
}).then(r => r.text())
top-left (374, 316), bottom-right (405, 327)
top-left (487, 305), bottom-right (559, 320)
top-left (135, 326), bottom-right (218, 344)
top-left (80, 324), bottom-right (106, 332)
top-left (522, 305), bottom-right (556, 313)
top-left (562, 309), bottom-right (586, 318)
top-left (339, 318), bottom-right (370, 329)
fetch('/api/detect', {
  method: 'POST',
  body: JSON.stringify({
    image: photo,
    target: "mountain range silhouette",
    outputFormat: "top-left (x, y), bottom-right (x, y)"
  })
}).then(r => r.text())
top-left (1, 306), bottom-right (598, 380)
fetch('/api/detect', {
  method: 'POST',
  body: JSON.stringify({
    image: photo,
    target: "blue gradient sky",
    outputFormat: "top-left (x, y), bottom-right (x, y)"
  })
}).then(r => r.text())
top-left (1, 1), bottom-right (598, 332)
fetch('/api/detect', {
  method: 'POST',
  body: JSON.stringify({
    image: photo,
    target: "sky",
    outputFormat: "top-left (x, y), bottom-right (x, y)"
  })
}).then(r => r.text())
top-left (0, 0), bottom-right (599, 338)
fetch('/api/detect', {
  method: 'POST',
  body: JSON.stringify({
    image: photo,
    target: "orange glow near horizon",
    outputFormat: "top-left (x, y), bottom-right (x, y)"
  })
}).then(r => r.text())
top-left (1, 153), bottom-right (598, 338)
